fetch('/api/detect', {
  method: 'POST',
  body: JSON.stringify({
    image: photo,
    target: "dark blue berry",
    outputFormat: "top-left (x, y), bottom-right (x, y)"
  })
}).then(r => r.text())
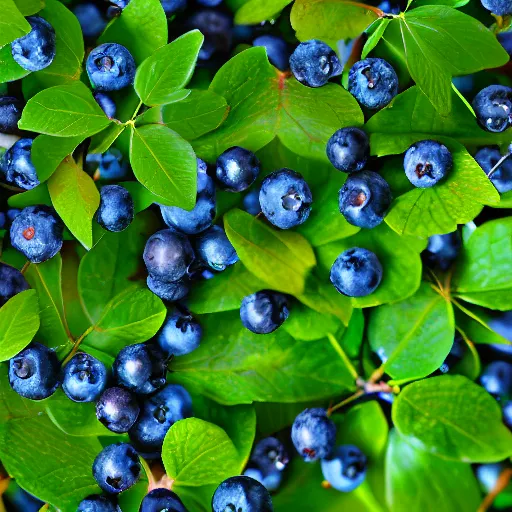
top-left (0, 212), bottom-right (5, 229)
top-left (216, 147), bottom-right (261, 193)
top-left (253, 35), bottom-right (290, 71)
top-left (476, 463), bottom-right (506, 493)
top-left (92, 443), bottom-right (141, 494)
top-left (96, 387), bottom-right (140, 433)
top-left (212, 476), bottom-right (273, 512)
top-left (77, 495), bottom-right (120, 512)
top-left (146, 275), bottom-right (190, 302)
top-left (0, 96), bottom-right (23, 134)
top-left (244, 465), bottom-right (283, 493)
top-left (74, 3), bottom-right (107, 39)
top-left (94, 92), bottom-right (117, 119)
top-left (197, 0), bottom-right (222, 6)
top-left (481, 0), bottom-right (512, 15)
top-left (10, 205), bottom-right (63, 263)
top-left (0, 262), bottom-right (29, 307)
top-left (7, 208), bottom-right (21, 223)
top-left (378, 0), bottom-right (400, 14)
top-left (187, 10), bottom-right (232, 62)
top-left (240, 290), bottom-right (289, 334)
top-left (498, 31), bottom-right (512, 56)
top-left (87, 43), bottom-right (136, 92)
top-left (252, 437), bottom-right (289, 472)
top-left (8, 343), bottom-right (60, 400)
top-left (243, 188), bottom-right (262, 216)
top-left (503, 400), bottom-right (512, 429)
top-left (194, 225), bottom-right (238, 271)
top-left (339, 171), bottom-right (392, 229)
top-left (404, 140), bottom-right (453, 188)
top-left (1, 138), bottom-right (40, 190)
top-left (472, 85), bottom-right (512, 133)
top-left (348, 58), bottom-right (398, 110)
top-left (97, 185), bottom-right (134, 233)
top-left (161, 0), bottom-right (187, 16)
top-left (259, 169), bottom-right (312, 229)
top-left (330, 247), bottom-right (383, 297)
top-left (291, 408), bottom-right (336, 462)
top-left (326, 127), bottom-right (370, 174)
top-left (62, 353), bottom-right (107, 403)
top-left (289, 40), bottom-right (342, 88)
top-left (140, 488), bottom-right (187, 512)
top-left (86, 149), bottom-right (128, 181)
top-left (475, 147), bottom-right (512, 193)
top-left (480, 361), bottom-right (512, 400)
top-left (157, 308), bottom-right (202, 356)
top-left (423, 231), bottom-right (461, 271)
top-left (321, 445), bottom-right (367, 492)
top-left (113, 343), bottom-right (167, 395)
top-left (11, 16), bottom-right (56, 72)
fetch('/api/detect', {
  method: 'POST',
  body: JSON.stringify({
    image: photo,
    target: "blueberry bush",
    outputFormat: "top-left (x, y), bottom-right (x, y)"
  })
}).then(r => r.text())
top-left (0, 0), bottom-right (512, 510)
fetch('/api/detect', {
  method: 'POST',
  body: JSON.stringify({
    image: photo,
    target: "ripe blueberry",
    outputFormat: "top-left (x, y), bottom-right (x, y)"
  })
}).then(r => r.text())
top-left (240, 290), bottom-right (289, 334)
top-left (289, 40), bottom-right (342, 88)
top-left (92, 443), bottom-right (141, 494)
top-left (475, 147), bottom-right (512, 194)
top-left (326, 127), bottom-right (370, 174)
top-left (212, 476), bottom-right (274, 512)
top-left (157, 307), bottom-right (202, 356)
top-left (348, 58), bottom-right (398, 110)
top-left (244, 465), bottom-right (283, 493)
top-left (252, 437), bottom-right (289, 472)
top-left (472, 85), bottom-right (512, 133)
top-left (216, 147), bottom-right (261, 193)
top-left (96, 185), bottom-right (134, 233)
top-left (194, 225), bottom-right (238, 271)
top-left (96, 387), bottom-right (140, 433)
top-left (480, 361), bottom-right (512, 400)
top-left (291, 408), bottom-right (336, 462)
top-left (146, 275), bottom-right (190, 302)
top-left (77, 494), bottom-right (121, 512)
top-left (0, 96), bottom-right (23, 134)
top-left (259, 169), bottom-right (313, 229)
top-left (476, 463), bottom-right (507, 493)
top-left (10, 205), bottom-right (64, 263)
top-left (86, 149), bottom-right (128, 181)
top-left (74, 3), bottom-right (107, 39)
top-left (253, 35), bottom-right (290, 71)
top-left (1, 138), bottom-right (40, 190)
top-left (423, 231), bottom-right (461, 271)
top-left (498, 31), bottom-right (512, 56)
top-left (330, 247), bottom-right (383, 297)
top-left (187, 10), bottom-right (232, 62)
top-left (404, 140), bottom-right (453, 188)
top-left (243, 188), bottom-right (262, 216)
top-left (503, 400), bottom-right (512, 429)
top-left (339, 171), bottom-right (392, 229)
top-left (140, 488), bottom-right (187, 512)
top-left (161, 0), bottom-right (188, 16)
top-left (62, 353), bottom-right (107, 403)
top-left (94, 92), bottom-right (117, 119)
top-left (87, 43), bottom-right (136, 91)
top-left (8, 343), bottom-right (60, 400)
top-left (480, 0), bottom-right (512, 15)
top-left (0, 262), bottom-right (29, 307)
top-left (321, 445), bottom-right (367, 492)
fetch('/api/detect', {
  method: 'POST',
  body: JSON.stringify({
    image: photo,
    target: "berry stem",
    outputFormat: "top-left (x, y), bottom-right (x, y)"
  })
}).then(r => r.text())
top-left (20, 261), bottom-right (31, 275)
top-left (326, 333), bottom-right (359, 380)
top-left (327, 390), bottom-right (365, 416)
top-left (478, 467), bottom-right (512, 512)
top-left (61, 325), bottom-right (94, 365)
top-left (487, 152), bottom-right (511, 179)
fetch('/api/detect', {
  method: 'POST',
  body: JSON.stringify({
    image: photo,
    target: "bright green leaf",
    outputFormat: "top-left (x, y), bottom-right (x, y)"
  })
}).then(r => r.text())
top-left (0, 44), bottom-right (30, 82)
top-left (13, 0), bottom-right (44, 15)
top-left (362, 18), bottom-right (391, 59)
top-left (235, 0), bottom-right (293, 24)
top-left (7, 184), bottom-right (52, 209)
top-left (0, 0), bottom-right (30, 48)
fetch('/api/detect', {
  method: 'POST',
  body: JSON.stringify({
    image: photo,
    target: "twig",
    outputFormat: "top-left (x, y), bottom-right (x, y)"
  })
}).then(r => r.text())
top-left (478, 468), bottom-right (512, 512)
top-left (61, 325), bottom-right (94, 366)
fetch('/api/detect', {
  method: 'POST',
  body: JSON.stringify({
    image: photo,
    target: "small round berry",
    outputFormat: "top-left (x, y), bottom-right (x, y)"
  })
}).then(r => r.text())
top-left (472, 85), bottom-right (512, 133)
top-left (404, 140), bottom-right (453, 188)
top-left (212, 476), bottom-right (273, 512)
top-left (475, 147), bottom-right (512, 194)
top-left (216, 147), bottom-right (261, 193)
top-left (62, 353), bottom-right (107, 403)
top-left (244, 465), bottom-right (283, 493)
top-left (253, 35), bottom-right (290, 71)
top-left (1, 138), bottom-right (40, 190)
top-left (480, 361), bottom-right (512, 400)
top-left (161, 0), bottom-right (188, 16)
top-left (74, 3), bottom-right (107, 39)
top-left (240, 291), bottom-right (289, 334)
top-left (480, 0), bottom-right (512, 16)
top-left (94, 92), bottom-right (117, 118)
top-left (252, 437), bottom-right (289, 472)
top-left (140, 488), bottom-right (187, 512)
top-left (77, 494), bottom-right (121, 512)
top-left (243, 188), bottom-right (262, 216)
top-left (0, 96), bottom-right (23, 134)
top-left (157, 308), bottom-right (202, 356)
top-left (423, 231), bottom-right (461, 271)
top-left (96, 387), bottom-right (140, 433)
top-left (146, 275), bottom-right (190, 302)
top-left (194, 225), bottom-right (239, 271)
top-left (86, 149), bottom-right (129, 181)
top-left (321, 445), bottom-right (367, 492)
top-left (0, 262), bottom-right (29, 307)
top-left (97, 185), bottom-right (134, 233)
top-left (326, 127), bottom-right (370, 174)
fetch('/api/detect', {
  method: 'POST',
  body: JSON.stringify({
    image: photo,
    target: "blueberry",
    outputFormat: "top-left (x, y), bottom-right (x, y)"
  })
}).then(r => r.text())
top-left (86, 149), bottom-right (128, 181)
top-left (476, 463), bottom-right (506, 493)
top-left (8, 343), bottom-right (60, 400)
top-left (330, 247), bottom-right (383, 297)
top-left (452, 75), bottom-right (474, 95)
top-left (1, 138), bottom-right (40, 190)
top-left (113, 343), bottom-right (167, 395)
top-left (289, 40), bottom-right (342, 88)
top-left (244, 466), bottom-right (283, 493)
top-left (197, 0), bottom-right (222, 6)
top-left (143, 229), bottom-right (195, 283)
top-left (11, 16), bottom-right (56, 72)
top-left (140, 488), bottom-right (187, 512)
top-left (252, 437), bottom-right (289, 472)
top-left (480, 0), bottom-right (512, 15)
top-left (146, 275), bottom-right (190, 302)
top-left (77, 495), bottom-right (121, 512)
top-left (480, 361), bottom-right (512, 400)
top-left (7, 208), bottom-right (21, 223)
top-left (74, 3), bottom-right (107, 39)
top-left (96, 185), bottom-right (134, 233)
top-left (259, 169), bottom-right (312, 229)
top-left (404, 140), bottom-right (453, 188)
top-left (321, 445), bottom-right (367, 492)
top-left (62, 353), bottom-right (107, 403)
top-left (0, 262), bottom-right (29, 307)
top-left (253, 35), bottom-right (290, 71)
top-left (498, 31), bottom-right (512, 57)
top-left (157, 308), bottom-right (202, 356)
top-left (503, 400), bottom-right (512, 429)
top-left (194, 225), bottom-right (238, 271)
top-left (87, 43), bottom-right (136, 92)
top-left (10, 205), bottom-right (63, 263)
top-left (160, 160), bottom-right (216, 234)
top-left (129, 384), bottom-right (192, 454)
top-left (291, 408), bottom-right (336, 462)
top-left (216, 147), bottom-right (261, 193)
top-left (96, 387), bottom-right (140, 433)
top-left (326, 127), bottom-right (370, 174)
top-left (378, 0), bottom-right (400, 14)
top-left (423, 231), bottom-right (461, 271)
top-left (0, 212), bottom-right (5, 229)
top-left (94, 92), bottom-right (117, 119)
top-left (92, 443), bottom-right (141, 494)
top-left (109, 0), bottom-right (129, 9)
top-left (212, 476), bottom-right (273, 512)
top-left (0, 96), bottom-right (23, 134)
top-left (243, 188), bottom-right (262, 216)
top-left (472, 85), bottom-right (512, 133)
top-left (240, 291), bottom-right (289, 334)
top-left (475, 147), bottom-right (512, 193)
top-left (339, 171), bottom-right (392, 229)
top-left (187, 9), bottom-right (232, 62)
top-left (348, 58), bottom-right (398, 110)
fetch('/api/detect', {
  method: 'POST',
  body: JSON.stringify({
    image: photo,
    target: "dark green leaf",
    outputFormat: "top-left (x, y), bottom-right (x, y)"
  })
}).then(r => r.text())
top-left (89, 124), bottom-right (126, 154)
top-left (235, 0), bottom-right (293, 24)
top-left (393, 375), bottom-right (512, 462)
top-left (0, 0), bottom-right (30, 48)
top-left (13, 0), bottom-right (44, 15)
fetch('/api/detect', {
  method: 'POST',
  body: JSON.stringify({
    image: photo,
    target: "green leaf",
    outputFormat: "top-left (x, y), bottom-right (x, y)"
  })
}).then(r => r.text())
top-left (24, 254), bottom-right (71, 350)
top-left (14, 0), bottom-right (44, 15)
top-left (395, 6), bottom-right (509, 114)
top-left (48, 157), bottom-right (100, 250)
top-left (235, 0), bottom-right (293, 24)
top-left (0, 0), bottom-right (30, 48)
top-left (130, 124), bottom-right (197, 209)
top-left (290, 0), bottom-right (380, 48)
top-left (0, 289), bottom-right (39, 361)
top-left (98, 0), bottom-right (167, 65)
top-left (19, 82), bottom-right (112, 137)
top-left (368, 283), bottom-right (455, 380)
top-left (362, 18), bottom-right (391, 59)
top-left (134, 30), bottom-right (204, 106)
top-left (284, 301), bottom-right (343, 341)
top-left (317, 222), bottom-right (422, 307)
top-left (386, 430), bottom-right (481, 512)
top-left (0, 44), bottom-right (30, 83)
top-left (224, 208), bottom-right (316, 296)
top-left (7, 183), bottom-right (52, 209)
top-left (452, 218), bottom-right (512, 310)
top-left (193, 47), bottom-right (363, 162)
top-left (170, 310), bottom-right (356, 405)
top-left (393, 375), bottom-right (512, 462)
top-left (89, 124), bottom-right (126, 154)
top-left (412, 0), bottom-right (470, 6)
top-left (454, 304), bottom-right (511, 346)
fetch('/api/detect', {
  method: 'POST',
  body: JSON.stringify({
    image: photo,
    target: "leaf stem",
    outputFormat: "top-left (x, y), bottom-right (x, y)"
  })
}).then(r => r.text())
top-left (20, 261), bottom-right (31, 275)
top-left (327, 390), bottom-right (365, 416)
top-left (131, 100), bottom-right (144, 121)
top-left (326, 333), bottom-right (359, 380)
top-left (61, 325), bottom-right (94, 365)
top-left (478, 467), bottom-right (512, 512)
